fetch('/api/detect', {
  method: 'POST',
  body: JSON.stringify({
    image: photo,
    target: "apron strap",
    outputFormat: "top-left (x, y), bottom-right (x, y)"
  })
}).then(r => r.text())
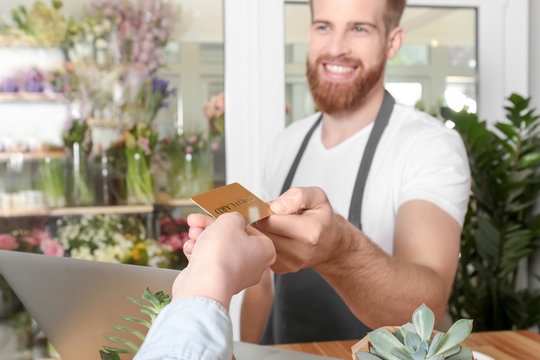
top-left (348, 91), bottom-right (395, 229)
top-left (280, 90), bottom-right (395, 230)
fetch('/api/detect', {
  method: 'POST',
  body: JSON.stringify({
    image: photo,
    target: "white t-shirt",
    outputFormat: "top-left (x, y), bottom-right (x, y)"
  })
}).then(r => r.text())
top-left (262, 104), bottom-right (471, 255)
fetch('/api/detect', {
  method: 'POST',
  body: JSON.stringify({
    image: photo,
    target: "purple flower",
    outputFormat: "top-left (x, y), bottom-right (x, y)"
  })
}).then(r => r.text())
top-left (152, 77), bottom-right (169, 95)
top-left (1, 77), bottom-right (19, 92)
top-left (23, 70), bottom-right (45, 93)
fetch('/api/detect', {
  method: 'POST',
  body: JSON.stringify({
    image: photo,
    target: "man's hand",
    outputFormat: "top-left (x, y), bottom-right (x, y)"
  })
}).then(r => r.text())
top-left (173, 212), bottom-right (276, 309)
top-left (254, 187), bottom-right (350, 274)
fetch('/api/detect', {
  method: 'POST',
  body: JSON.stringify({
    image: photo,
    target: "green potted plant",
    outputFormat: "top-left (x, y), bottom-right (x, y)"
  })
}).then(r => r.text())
top-left (353, 304), bottom-right (477, 360)
top-left (442, 93), bottom-right (540, 331)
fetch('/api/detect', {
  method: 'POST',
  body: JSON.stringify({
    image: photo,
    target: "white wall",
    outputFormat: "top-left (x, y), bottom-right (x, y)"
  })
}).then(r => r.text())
top-left (529, 0), bottom-right (540, 293)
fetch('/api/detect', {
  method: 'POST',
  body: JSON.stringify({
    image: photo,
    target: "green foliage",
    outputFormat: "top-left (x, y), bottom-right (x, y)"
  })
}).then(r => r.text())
top-left (99, 287), bottom-right (171, 359)
top-left (442, 93), bottom-right (540, 331)
top-left (355, 304), bottom-right (473, 360)
top-left (11, 0), bottom-right (79, 48)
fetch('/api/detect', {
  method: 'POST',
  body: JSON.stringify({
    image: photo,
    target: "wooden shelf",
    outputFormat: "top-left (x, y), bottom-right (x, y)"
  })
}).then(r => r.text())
top-left (0, 198), bottom-right (200, 218)
top-left (0, 151), bottom-right (66, 160)
top-left (50, 205), bottom-right (154, 216)
top-left (154, 198), bottom-right (195, 207)
top-left (0, 92), bottom-right (65, 102)
top-left (0, 208), bottom-right (51, 218)
top-left (0, 205), bottom-right (154, 218)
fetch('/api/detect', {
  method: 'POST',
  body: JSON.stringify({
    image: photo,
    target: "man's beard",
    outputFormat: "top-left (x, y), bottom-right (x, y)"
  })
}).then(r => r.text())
top-left (306, 54), bottom-right (386, 115)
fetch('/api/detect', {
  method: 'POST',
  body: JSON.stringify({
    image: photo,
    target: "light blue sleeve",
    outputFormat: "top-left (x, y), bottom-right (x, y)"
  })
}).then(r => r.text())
top-left (134, 296), bottom-right (233, 360)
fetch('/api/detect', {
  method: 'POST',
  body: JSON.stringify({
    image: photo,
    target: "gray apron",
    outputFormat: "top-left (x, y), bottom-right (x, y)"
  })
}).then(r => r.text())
top-left (261, 91), bottom-right (395, 344)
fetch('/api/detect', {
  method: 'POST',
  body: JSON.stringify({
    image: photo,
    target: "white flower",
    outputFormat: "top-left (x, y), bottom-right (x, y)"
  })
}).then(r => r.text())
top-left (149, 256), bottom-right (168, 268)
top-left (96, 38), bottom-right (108, 49)
top-left (71, 247), bottom-right (93, 261)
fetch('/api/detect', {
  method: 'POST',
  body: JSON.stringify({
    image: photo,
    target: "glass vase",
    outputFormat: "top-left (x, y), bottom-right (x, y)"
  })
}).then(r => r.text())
top-left (167, 149), bottom-right (213, 199)
top-left (66, 142), bottom-right (94, 206)
top-left (125, 147), bottom-right (154, 205)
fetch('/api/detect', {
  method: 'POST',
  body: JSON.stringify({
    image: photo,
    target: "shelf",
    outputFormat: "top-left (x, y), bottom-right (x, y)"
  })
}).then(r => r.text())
top-left (0, 151), bottom-right (66, 160)
top-left (0, 208), bottom-right (51, 218)
top-left (154, 198), bottom-right (195, 207)
top-left (50, 205), bottom-right (154, 216)
top-left (0, 92), bottom-right (65, 103)
top-left (0, 205), bottom-right (154, 218)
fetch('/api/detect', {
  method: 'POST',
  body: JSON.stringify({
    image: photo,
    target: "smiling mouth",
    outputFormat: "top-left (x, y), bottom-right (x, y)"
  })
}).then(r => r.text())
top-left (323, 63), bottom-right (357, 75)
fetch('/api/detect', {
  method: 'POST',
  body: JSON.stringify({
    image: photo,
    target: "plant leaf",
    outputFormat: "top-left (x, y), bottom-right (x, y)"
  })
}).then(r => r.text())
top-left (426, 332), bottom-right (444, 358)
top-left (356, 352), bottom-right (383, 360)
top-left (102, 345), bottom-right (135, 354)
top-left (412, 304), bottom-right (435, 341)
top-left (121, 315), bottom-right (151, 329)
top-left (518, 152), bottom-right (540, 169)
top-left (447, 347), bottom-right (473, 360)
top-left (104, 336), bottom-right (139, 351)
top-left (111, 325), bottom-right (145, 341)
top-left (411, 348), bottom-right (426, 360)
top-left (99, 350), bottom-right (121, 360)
top-left (368, 329), bottom-right (410, 359)
top-left (432, 319), bottom-right (473, 356)
top-left (404, 331), bottom-right (421, 351)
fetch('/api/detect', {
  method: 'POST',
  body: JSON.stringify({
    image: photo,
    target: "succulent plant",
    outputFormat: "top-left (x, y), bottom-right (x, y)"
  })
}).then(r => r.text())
top-left (356, 304), bottom-right (473, 360)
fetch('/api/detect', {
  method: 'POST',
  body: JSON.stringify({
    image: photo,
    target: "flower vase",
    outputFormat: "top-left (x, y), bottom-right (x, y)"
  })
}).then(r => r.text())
top-left (38, 157), bottom-right (66, 208)
top-left (166, 148), bottom-right (213, 199)
top-left (125, 147), bottom-right (154, 205)
top-left (67, 142), bottom-right (94, 206)
top-left (183, 149), bottom-right (214, 197)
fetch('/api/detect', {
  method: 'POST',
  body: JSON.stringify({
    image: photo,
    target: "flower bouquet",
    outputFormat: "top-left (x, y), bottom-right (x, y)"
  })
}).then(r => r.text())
top-left (37, 156), bottom-right (66, 208)
top-left (157, 216), bottom-right (189, 269)
top-left (63, 119), bottom-right (95, 206)
top-left (55, 213), bottom-right (172, 267)
top-left (203, 92), bottom-right (225, 143)
top-left (123, 122), bottom-right (158, 205)
top-left (157, 131), bottom-right (214, 199)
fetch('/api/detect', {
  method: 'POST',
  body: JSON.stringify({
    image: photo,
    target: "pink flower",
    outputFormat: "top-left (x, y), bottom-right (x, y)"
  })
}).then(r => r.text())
top-left (185, 145), bottom-right (194, 154)
top-left (21, 236), bottom-right (38, 247)
top-left (0, 234), bottom-right (18, 250)
top-left (40, 239), bottom-right (65, 257)
top-left (31, 228), bottom-right (52, 245)
top-left (188, 135), bottom-right (198, 144)
top-left (210, 142), bottom-right (219, 151)
top-left (203, 102), bottom-right (214, 119)
top-left (138, 137), bottom-right (151, 155)
top-left (158, 233), bottom-right (189, 252)
top-left (215, 92), bottom-right (225, 115)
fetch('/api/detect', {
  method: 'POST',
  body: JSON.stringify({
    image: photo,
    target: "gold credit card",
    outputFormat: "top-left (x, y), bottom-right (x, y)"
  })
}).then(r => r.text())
top-left (190, 182), bottom-right (273, 225)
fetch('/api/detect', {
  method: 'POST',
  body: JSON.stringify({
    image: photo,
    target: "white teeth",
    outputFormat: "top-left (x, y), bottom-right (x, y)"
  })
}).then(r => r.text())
top-left (325, 64), bottom-right (354, 74)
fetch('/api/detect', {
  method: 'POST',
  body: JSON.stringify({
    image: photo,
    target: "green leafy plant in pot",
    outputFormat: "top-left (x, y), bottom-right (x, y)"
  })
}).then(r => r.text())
top-left (442, 93), bottom-right (540, 331)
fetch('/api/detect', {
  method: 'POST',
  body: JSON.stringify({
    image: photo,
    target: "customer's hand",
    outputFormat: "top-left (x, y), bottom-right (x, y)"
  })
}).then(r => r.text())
top-left (254, 187), bottom-right (346, 274)
top-left (183, 213), bottom-right (215, 258)
top-left (172, 212), bottom-right (276, 309)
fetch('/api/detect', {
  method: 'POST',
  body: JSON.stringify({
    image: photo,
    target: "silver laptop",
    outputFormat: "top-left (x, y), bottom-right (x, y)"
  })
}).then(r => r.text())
top-left (0, 250), bottom-right (340, 360)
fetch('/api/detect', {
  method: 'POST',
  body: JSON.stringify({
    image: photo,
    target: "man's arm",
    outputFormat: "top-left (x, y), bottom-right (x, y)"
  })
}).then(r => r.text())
top-left (317, 199), bottom-right (460, 327)
top-left (240, 269), bottom-right (273, 343)
top-left (256, 187), bottom-right (461, 328)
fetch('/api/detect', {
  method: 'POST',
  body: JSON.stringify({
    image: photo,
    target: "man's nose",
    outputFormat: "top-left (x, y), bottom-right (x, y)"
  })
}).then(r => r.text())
top-left (327, 32), bottom-right (351, 57)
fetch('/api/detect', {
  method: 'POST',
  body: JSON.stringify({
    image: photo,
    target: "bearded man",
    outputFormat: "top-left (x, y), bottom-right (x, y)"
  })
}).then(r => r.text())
top-left (235, 0), bottom-right (472, 344)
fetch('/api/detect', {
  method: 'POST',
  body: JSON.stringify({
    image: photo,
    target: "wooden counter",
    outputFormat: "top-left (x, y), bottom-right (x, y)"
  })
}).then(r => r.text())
top-left (273, 330), bottom-right (540, 360)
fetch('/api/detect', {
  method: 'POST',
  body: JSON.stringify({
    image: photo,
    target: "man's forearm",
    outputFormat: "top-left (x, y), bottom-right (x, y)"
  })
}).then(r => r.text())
top-left (315, 215), bottom-right (450, 329)
top-left (240, 269), bottom-right (273, 343)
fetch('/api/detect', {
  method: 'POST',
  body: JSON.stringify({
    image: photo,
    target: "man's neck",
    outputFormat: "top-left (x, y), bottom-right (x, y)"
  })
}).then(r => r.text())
top-left (320, 87), bottom-right (386, 149)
